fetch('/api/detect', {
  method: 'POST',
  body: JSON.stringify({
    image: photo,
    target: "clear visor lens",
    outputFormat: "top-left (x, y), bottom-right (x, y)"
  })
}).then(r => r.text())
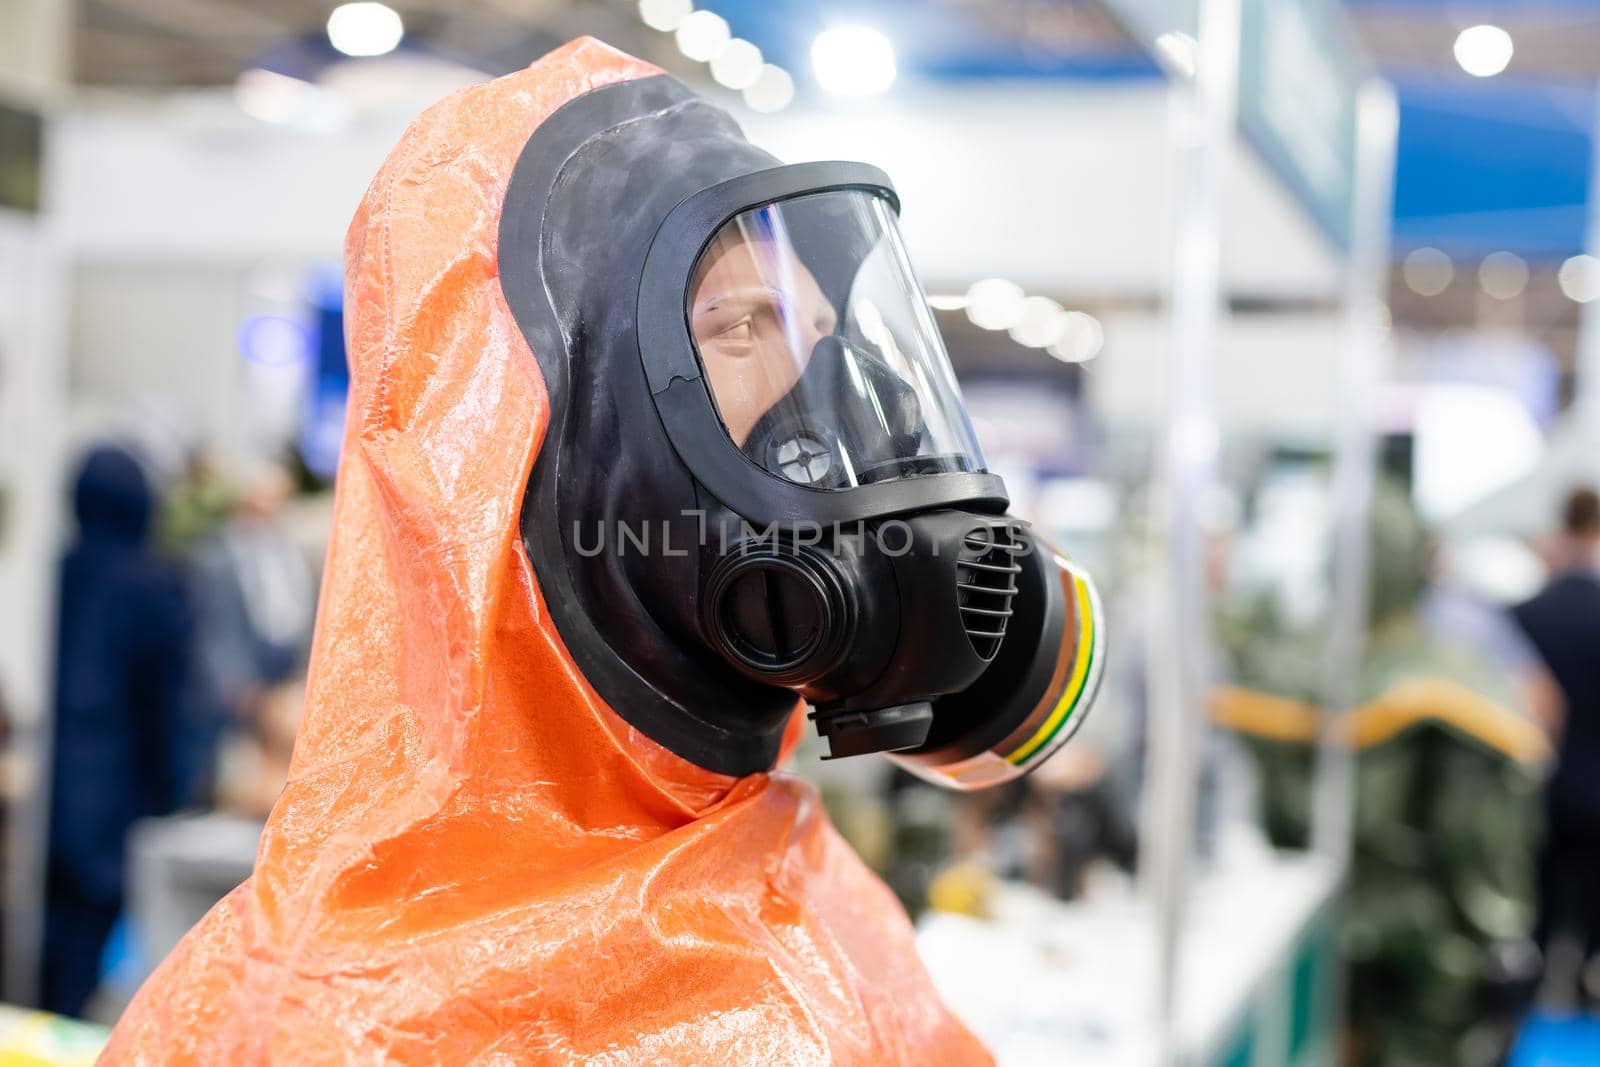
top-left (687, 190), bottom-right (985, 489)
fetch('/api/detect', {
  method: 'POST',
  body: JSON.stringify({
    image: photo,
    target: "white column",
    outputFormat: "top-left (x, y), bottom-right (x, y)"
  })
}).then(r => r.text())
top-left (0, 0), bottom-right (75, 1005)
top-left (1139, 0), bottom-right (1240, 1061)
top-left (1311, 80), bottom-right (1398, 870)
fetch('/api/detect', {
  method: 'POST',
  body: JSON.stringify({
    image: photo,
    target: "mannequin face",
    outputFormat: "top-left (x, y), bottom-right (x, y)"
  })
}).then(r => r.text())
top-left (689, 231), bottom-right (838, 446)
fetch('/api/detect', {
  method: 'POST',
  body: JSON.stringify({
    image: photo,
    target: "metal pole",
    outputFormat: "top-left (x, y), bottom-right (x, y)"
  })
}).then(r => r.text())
top-left (1310, 79), bottom-right (1398, 873)
top-left (1140, 0), bottom-right (1239, 1059)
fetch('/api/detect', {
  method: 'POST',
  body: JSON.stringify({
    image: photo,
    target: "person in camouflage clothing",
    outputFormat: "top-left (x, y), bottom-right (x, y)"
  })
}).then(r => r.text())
top-left (1214, 484), bottom-right (1546, 1067)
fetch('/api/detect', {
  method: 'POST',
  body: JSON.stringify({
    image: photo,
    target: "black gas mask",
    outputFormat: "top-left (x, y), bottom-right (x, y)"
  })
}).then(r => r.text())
top-left (500, 74), bottom-right (1103, 789)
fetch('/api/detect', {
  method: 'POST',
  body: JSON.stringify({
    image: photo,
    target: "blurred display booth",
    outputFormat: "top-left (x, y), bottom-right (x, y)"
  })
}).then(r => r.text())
top-left (752, 0), bottom-right (1391, 1063)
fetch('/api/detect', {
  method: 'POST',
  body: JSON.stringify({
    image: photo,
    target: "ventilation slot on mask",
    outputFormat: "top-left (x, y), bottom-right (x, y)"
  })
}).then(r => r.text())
top-left (954, 523), bottom-right (1023, 661)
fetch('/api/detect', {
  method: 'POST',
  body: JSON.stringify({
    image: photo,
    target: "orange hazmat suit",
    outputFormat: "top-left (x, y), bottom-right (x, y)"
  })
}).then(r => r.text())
top-left (102, 38), bottom-right (992, 1066)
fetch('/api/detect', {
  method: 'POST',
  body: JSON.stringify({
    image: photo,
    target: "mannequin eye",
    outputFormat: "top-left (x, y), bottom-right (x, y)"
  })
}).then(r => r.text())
top-left (716, 317), bottom-right (753, 344)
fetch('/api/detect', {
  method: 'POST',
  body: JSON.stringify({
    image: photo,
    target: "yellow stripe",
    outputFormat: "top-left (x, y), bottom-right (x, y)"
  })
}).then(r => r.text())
top-left (1210, 685), bottom-right (1321, 743)
top-left (1211, 679), bottom-right (1549, 765)
top-left (1347, 678), bottom-right (1548, 763)
top-left (1007, 574), bottom-right (1096, 765)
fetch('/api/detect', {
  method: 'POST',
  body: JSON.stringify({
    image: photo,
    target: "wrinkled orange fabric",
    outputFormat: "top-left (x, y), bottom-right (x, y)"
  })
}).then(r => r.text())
top-left (103, 38), bottom-right (991, 1066)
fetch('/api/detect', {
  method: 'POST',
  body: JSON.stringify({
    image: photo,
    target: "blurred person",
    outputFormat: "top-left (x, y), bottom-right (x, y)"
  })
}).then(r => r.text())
top-left (1513, 486), bottom-right (1600, 1007)
top-left (213, 679), bottom-right (303, 820)
top-left (43, 445), bottom-right (199, 1018)
top-left (921, 785), bottom-right (1017, 919)
top-left (1015, 745), bottom-right (1137, 900)
top-left (155, 447), bottom-right (235, 558)
top-left (921, 748), bottom-right (1136, 916)
top-left (1217, 483), bottom-right (1545, 1067)
top-left (1422, 539), bottom-right (1562, 736)
top-left (188, 463), bottom-right (314, 726)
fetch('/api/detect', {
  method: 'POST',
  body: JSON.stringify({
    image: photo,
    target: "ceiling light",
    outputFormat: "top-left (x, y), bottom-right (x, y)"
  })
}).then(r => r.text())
top-left (811, 26), bottom-right (897, 97)
top-left (326, 2), bottom-right (404, 58)
top-left (638, 0), bottom-right (692, 33)
top-left (710, 39), bottom-right (764, 90)
top-left (926, 294), bottom-right (967, 311)
top-left (1153, 32), bottom-right (1198, 80)
top-left (742, 65), bottom-right (794, 113)
top-left (234, 68), bottom-right (347, 131)
top-left (1047, 312), bottom-right (1104, 363)
top-left (1479, 251), bottom-right (1528, 300)
top-left (964, 279), bottom-right (1025, 331)
top-left (1453, 24), bottom-right (1513, 78)
top-left (676, 10), bottom-right (730, 63)
top-left (1008, 296), bottom-right (1069, 348)
top-left (1401, 247), bottom-right (1453, 297)
top-left (236, 68), bottom-right (312, 124)
top-left (1559, 254), bottom-right (1600, 303)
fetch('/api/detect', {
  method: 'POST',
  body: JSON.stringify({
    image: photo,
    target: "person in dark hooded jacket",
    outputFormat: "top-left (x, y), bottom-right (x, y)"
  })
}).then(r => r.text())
top-left (42, 445), bottom-right (196, 1018)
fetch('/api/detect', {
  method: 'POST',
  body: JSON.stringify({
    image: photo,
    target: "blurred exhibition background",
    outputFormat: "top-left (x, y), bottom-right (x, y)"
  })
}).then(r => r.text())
top-left (4, 0), bottom-right (1600, 1064)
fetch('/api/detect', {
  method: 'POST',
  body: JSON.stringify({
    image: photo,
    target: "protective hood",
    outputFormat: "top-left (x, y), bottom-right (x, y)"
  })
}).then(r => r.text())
top-left (105, 38), bottom-right (989, 1065)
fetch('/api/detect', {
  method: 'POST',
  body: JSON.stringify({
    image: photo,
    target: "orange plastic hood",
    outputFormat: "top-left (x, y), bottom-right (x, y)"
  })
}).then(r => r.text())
top-left (104, 38), bottom-right (990, 1065)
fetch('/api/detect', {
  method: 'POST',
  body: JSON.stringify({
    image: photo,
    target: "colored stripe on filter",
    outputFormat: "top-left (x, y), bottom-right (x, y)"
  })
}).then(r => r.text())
top-left (1005, 567), bottom-right (1098, 766)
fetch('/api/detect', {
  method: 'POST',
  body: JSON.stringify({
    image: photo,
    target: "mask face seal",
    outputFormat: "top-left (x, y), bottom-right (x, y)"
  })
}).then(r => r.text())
top-left (500, 74), bottom-right (1104, 787)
